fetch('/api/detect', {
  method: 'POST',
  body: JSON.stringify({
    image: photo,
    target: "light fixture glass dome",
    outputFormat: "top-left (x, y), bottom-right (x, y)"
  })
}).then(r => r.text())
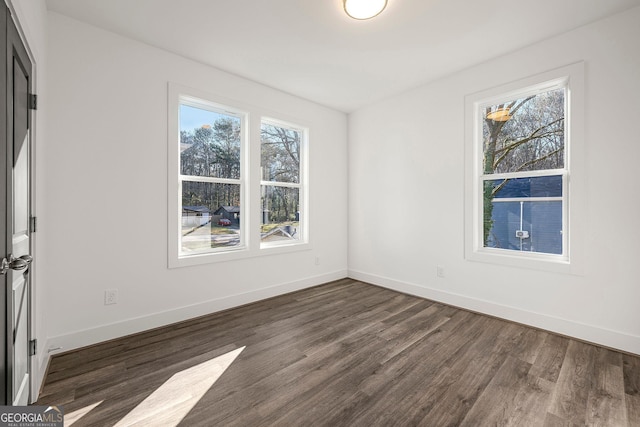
top-left (344, 0), bottom-right (388, 20)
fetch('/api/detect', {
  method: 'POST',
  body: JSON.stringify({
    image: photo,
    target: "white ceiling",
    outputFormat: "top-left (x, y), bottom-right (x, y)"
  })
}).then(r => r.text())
top-left (46, 0), bottom-right (640, 112)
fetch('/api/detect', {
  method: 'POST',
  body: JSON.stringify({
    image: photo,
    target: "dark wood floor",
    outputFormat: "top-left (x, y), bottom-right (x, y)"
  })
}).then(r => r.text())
top-left (37, 279), bottom-right (640, 426)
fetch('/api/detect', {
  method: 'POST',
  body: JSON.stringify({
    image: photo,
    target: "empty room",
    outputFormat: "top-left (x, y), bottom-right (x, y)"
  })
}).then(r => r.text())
top-left (1, 0), bottom-right (639, 425)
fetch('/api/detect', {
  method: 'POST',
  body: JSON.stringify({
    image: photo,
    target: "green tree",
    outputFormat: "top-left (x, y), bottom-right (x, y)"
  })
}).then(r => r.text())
top-left (181, 117), bottom-right (242, 213)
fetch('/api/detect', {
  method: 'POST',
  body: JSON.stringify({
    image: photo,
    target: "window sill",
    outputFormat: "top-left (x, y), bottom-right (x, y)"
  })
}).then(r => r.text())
top-left (465, 247), bottom-right (583, 275)
top-left (169, 242), bottom-right (311, 268)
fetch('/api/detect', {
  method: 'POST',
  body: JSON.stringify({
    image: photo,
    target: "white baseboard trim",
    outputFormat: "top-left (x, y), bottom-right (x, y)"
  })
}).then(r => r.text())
top-left (47, 270), bottom-right (348, 355)
top-left (348, 269), bottom-right (640, 356)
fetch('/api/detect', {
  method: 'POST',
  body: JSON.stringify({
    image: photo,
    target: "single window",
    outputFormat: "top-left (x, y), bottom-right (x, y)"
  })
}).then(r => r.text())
top-left (465, 63), bottom-right (584, 273)
top-left (178, 99), bottom-right (246, 255)
top-left (260, 119), bottom-right (307, 246)
top-left (481, 87), bottom-right (566, 256)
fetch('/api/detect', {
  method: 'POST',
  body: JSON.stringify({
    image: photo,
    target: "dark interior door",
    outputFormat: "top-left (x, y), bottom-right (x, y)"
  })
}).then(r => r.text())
top-left (1, 5), bottom-right (33, 405)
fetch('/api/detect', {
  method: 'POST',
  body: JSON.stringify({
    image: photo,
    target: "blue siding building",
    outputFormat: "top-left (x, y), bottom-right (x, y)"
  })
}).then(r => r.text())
top-left (486, 175), bottom-right (563, 255)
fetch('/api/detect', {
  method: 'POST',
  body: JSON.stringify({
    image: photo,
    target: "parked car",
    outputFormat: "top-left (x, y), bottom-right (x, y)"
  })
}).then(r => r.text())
top-left (218, 218), bottom-right (231, 226)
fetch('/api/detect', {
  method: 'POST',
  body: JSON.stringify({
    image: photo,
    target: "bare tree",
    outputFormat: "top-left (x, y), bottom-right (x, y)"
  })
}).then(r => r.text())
top-left (261, 124), bottom-right (301, 223)
top-left (482, 89), bottom-right (565, 245)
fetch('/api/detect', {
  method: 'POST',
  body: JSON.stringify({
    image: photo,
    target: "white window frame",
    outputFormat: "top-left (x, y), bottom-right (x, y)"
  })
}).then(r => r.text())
top-left (464, 63), bottom-right (585, 274)
top-left (168, 83), bottom-right (311, 268)
top-left (260, 117), bottom-right (309, 249)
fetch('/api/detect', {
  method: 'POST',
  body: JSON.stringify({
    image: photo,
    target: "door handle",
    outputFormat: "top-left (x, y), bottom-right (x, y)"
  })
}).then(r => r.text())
top-left (19, 255), bottom-right (33, 264)
top-left (0, 254), bottom-right (33, 275)
top-left (9, 257), bottom-right (27, 270)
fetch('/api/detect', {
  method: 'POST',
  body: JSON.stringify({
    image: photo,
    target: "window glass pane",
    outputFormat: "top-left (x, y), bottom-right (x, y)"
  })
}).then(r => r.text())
top-left (261, 123), bottom-right (300, 183)
top-left (261, 186), bottom-right (300, 243)
top-left (181, 182), bottom-right (241, 252)
top-left (483, 88), bottom-right (565, 174)
top-left (483, 175), bottom-right (563, 255)
top-left (180, 104), bottom-right (241, 179)
top-left (487, 175), bottom-right (562, 199)
top-left (484, 198), bottom-right (562, 255)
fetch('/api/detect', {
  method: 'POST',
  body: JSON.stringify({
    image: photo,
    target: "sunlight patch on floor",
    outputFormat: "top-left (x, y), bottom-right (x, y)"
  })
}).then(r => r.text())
top-left (113, 346), bottom-right (245, 427)
top-left (66, 400), bottom-right (104, 426)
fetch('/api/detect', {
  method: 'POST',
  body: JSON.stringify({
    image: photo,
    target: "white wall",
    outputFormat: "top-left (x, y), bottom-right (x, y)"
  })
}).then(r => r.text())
top-left (44, 13), bottom-right (348, 353)
top-left (6, 0), bottom-right (49, 400)
top-left (348, 7), bottom-right (640, 355)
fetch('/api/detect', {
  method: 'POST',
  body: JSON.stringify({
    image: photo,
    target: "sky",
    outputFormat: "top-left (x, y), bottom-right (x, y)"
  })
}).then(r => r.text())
top-left (180, 104), bottom-right (230, 133)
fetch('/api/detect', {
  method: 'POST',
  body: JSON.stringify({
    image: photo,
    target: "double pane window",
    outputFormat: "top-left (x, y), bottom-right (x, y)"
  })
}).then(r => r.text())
top-left (261, 120), bottom-right (305, 245)
top-left (480, 86), bottom-right (567, 256)
top-left (179, 101), bottom-right (245, 255)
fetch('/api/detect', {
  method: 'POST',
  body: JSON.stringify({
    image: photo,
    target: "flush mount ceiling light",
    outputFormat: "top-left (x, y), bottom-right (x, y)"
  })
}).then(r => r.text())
top-left (344, 0), bottom-right (388, 20)
top-left (486, 107), bottom-right (512, 122)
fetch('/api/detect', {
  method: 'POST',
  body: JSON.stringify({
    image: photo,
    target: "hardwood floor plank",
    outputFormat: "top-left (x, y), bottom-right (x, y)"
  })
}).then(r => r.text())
top-left (342, 313), bottom-right (503, 426)
top-left (547, 340), bottom-right (598, 425)
top-left (460, 356), bottom-right (554, 426)
top-left (39, 344), bottom-right (239, 414)
top-left (626, 393), bottom-right (640, 426)
top-left (623, 354), bottom-right (640, 396)
top-left (415, 319), bottom-right (540, 426)
top-left (36, 279), bottom-right (640, 427)
top-left (531, 333), bottom-right (570, 383)
top-left (585, 348), bottom-right (627, 426)
top-left (542, 411), bottom-right (576, 427)
top-left (38, 362), bottom-right (126, 397)
top-left (380, 299), bottom-right (435, 325)
top-left (185, 324), bottom-right (389, 426)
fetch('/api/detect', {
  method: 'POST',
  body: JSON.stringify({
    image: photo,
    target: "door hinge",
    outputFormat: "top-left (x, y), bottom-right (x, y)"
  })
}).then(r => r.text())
top-left (29, 339), bottom-right (37, 356)
top-left (30, 216), bottom-right (37, 233)
top-left (28, 93), bottom-right (37, 110)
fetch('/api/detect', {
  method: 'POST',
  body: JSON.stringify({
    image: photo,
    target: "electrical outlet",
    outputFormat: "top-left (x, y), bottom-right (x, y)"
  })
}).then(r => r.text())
top-left (436, 266), bottom-right (445, 278)
top-left (104, 289), bottom-right (118, 305)
top-left (315, 257), bottom-right (320, 266)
